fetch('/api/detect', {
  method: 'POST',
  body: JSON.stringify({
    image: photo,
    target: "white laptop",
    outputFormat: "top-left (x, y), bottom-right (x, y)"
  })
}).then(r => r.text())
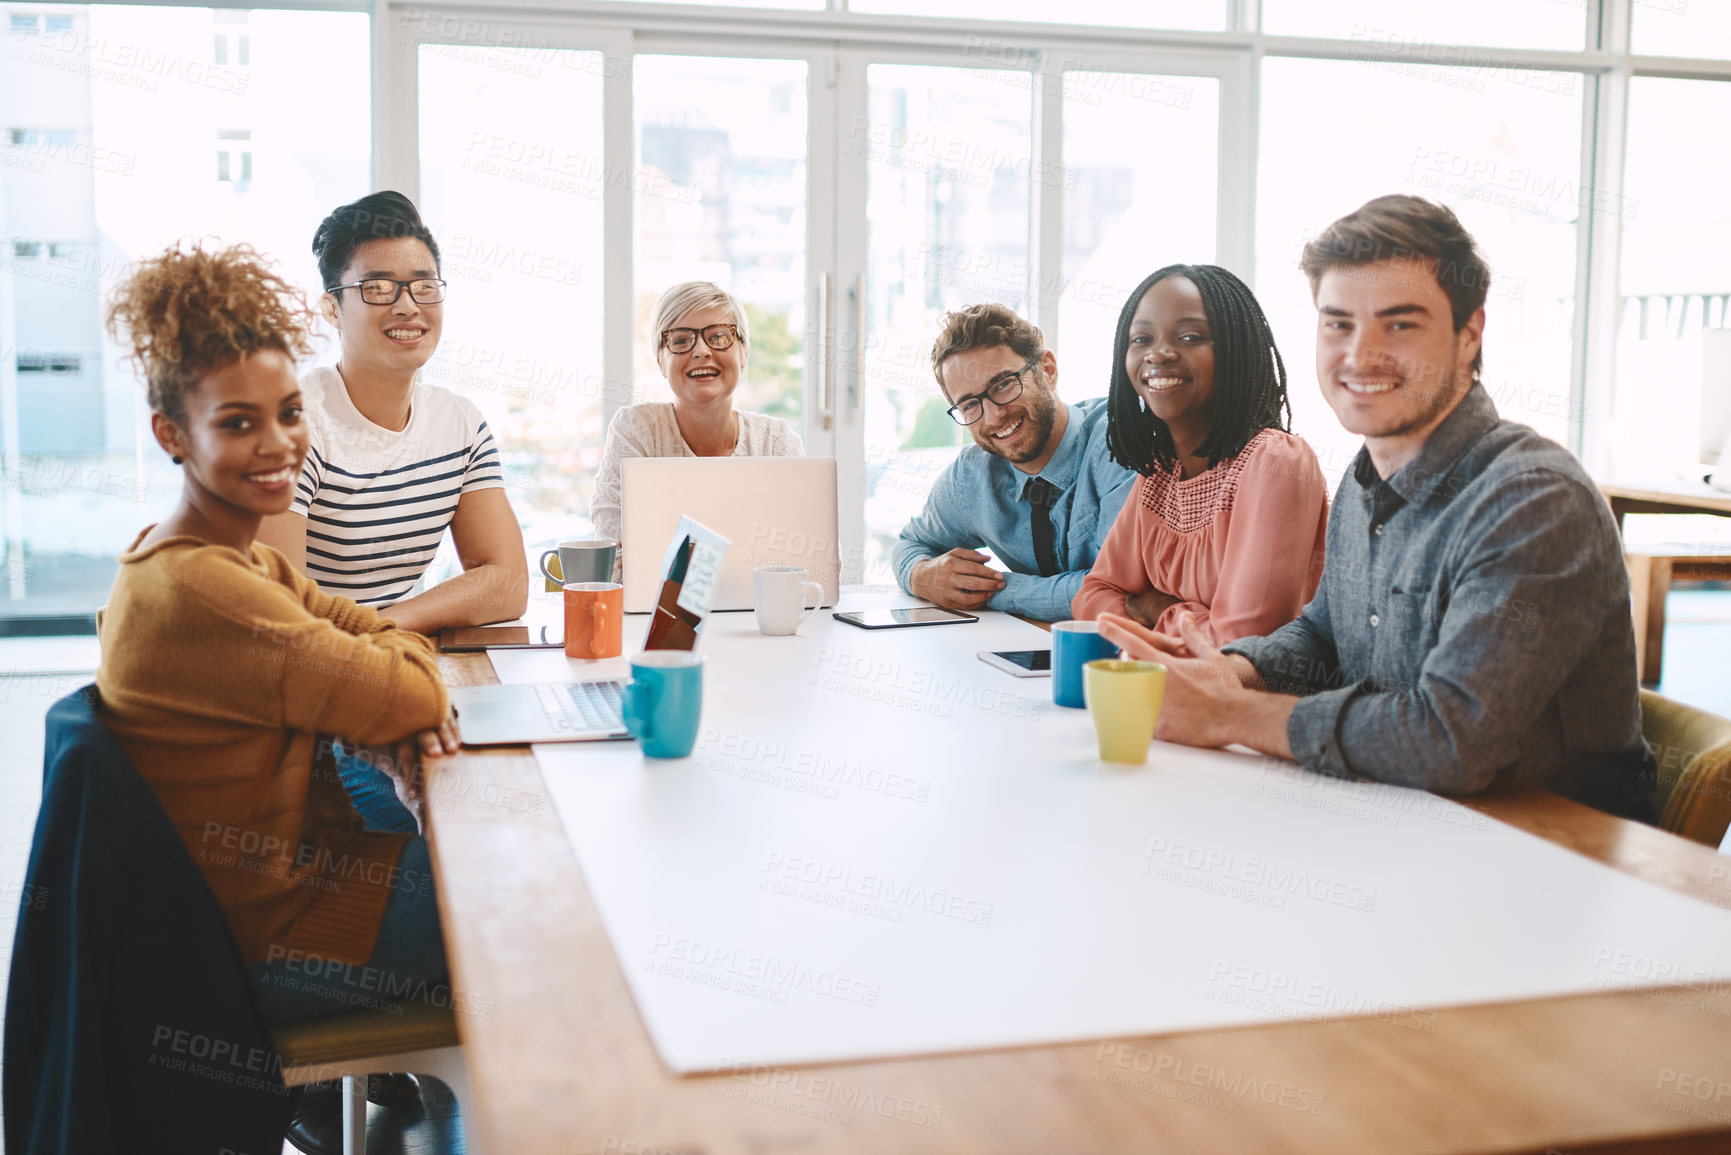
top-left (621, 457), bottom-right (840, 613)
top-left (451, 516), bottom-right (729, 746)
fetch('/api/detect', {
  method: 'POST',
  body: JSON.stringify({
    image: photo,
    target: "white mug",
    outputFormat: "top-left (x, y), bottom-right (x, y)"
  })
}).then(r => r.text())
top-left (753, 565), bottom-right (823, 636)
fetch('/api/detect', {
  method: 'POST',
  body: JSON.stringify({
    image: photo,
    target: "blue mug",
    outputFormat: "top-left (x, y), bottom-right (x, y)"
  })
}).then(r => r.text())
top-left (621, 651), bottom-right (704, 759)
top-left (1052, 620), bottom-right (1117, 709)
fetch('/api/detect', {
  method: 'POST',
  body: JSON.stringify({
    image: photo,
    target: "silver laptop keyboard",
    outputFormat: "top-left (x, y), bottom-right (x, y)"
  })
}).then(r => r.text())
top-left (535, 680), bottom-right (625, 734)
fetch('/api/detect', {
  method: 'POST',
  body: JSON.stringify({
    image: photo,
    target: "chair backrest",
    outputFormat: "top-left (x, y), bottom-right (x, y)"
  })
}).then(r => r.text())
top-left (1640, 689), bottom-right (1731, 847)
top-left (4, 685), bottom-right (294, 1155)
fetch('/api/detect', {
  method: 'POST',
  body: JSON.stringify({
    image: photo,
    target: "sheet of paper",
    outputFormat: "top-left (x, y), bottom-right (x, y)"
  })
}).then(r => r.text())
top-left (502, 596), bottom-right (1731, 1075)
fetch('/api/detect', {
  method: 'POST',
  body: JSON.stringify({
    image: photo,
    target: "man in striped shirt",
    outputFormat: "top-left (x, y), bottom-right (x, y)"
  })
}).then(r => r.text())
top-left (255, 191), bottom-right (529, 1145)
top-left (258, 191), bottom-right (527, 634)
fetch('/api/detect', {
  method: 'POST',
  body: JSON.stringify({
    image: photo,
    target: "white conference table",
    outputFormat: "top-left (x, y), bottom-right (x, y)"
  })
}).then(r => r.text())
top-left (426, 588), bottom-right (1731, 1154)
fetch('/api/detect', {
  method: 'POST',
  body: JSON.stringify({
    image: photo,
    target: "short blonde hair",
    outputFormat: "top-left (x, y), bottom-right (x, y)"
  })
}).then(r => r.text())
top-left (651, 281), bottom-right (750, 354)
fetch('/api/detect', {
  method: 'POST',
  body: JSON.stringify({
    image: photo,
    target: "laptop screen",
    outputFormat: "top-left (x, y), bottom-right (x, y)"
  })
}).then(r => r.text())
top-left (644, 515), bottom-right (730, 652)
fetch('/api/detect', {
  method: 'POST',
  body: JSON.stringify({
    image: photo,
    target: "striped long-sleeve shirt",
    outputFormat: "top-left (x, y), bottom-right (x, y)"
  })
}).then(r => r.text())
top-left (290, 365), bottom-right (505, 607)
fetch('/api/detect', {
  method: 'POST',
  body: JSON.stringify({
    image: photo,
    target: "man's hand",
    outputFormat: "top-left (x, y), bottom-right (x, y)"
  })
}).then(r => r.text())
top-left (1099, 613), bottom-right (1291, 757)
top-left (1124, 588), bottom-right (1182, 629)
top-left (909, 549), bottom-right (1006, 611)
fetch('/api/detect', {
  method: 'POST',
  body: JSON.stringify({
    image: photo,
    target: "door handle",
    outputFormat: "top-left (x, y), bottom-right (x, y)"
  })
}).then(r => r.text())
top-left (850, 272), bottom-right (865, 417)
top-left (817, 272), bottom-right (832, 431)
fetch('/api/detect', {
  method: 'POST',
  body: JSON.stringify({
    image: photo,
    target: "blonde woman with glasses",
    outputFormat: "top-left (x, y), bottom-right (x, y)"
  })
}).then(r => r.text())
top-left (590, 281), bottom-right (804, 550)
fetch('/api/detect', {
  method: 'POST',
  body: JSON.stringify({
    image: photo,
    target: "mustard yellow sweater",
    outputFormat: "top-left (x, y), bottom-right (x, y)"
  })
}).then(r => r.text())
top-left (96, 530), bottom-right (447, 966)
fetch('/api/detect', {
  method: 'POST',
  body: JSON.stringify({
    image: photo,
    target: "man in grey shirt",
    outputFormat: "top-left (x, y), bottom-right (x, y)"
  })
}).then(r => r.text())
top-left (1099, 195), bottom-right (1654, 821)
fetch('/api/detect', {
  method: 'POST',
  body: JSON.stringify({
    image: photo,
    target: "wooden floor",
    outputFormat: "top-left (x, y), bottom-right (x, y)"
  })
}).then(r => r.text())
top-left (2, 589), bottom-right (1729, 1155)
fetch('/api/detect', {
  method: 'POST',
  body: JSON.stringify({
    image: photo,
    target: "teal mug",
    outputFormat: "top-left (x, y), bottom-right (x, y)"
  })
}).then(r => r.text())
top-left (621, 651), bottom-right (704, 759)
top-left (1052, 620), bottom-right (1117, 709)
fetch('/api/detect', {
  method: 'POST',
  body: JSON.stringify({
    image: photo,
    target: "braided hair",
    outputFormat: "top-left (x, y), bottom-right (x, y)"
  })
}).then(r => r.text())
top-left (1105, 264), bottom-right (1290, 477)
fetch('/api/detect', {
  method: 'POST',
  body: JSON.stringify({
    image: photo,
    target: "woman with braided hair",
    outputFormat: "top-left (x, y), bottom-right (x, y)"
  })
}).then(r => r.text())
top-left (1072, 264), bottom-right (1328, 645)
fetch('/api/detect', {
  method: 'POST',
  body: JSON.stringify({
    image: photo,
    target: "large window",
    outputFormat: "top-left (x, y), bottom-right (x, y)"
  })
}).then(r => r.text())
top-left (632, 55), bottom-right (809, 430)
top-left (1610, 77), bottom-right (1731, 481)
top-left (850, 0), bottom-right (1226, 32)
top-left (1631, 5), bottom-right (1731, 60)
top-left (417, 42), bottom-right (606, 550)
top-left (0, 4), bottom-right (369, 622)
top-left (1257, 56), bottom-right (1585, 481)
top-left (1059, 71), bottom-right (1220, 404)
top-left (6, 2), bottom-right (1729, 626)
top-left (1261, 0), bottom-right (1586, 51)
top-left (859, 63), bottom-right (1033, 577)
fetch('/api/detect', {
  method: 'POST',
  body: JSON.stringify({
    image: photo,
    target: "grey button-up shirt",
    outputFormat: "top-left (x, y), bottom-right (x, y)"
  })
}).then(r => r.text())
top-left (1224, 383), bottom-right (1655, 822)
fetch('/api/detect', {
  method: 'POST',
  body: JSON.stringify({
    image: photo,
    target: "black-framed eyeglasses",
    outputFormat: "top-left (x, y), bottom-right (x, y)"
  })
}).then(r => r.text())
top-left (328, 278), bottom-right (447, 306)
top-left (661, 324), bottom-right (739, 354)
top-left (946, 355), bottom-right (1039, 426)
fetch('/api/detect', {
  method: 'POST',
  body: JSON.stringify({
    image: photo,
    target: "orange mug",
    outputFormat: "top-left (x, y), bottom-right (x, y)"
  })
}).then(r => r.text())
top-left (564, 582), bottom-right (623, 660)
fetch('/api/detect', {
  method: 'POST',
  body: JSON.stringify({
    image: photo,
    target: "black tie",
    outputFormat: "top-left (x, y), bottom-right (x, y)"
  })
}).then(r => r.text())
top-left (1024, 476), bottom-right (1060, 577)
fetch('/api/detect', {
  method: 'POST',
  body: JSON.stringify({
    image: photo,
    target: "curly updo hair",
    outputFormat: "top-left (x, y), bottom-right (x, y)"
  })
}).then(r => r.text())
top-left (105, 243), bottom-right (314, 423)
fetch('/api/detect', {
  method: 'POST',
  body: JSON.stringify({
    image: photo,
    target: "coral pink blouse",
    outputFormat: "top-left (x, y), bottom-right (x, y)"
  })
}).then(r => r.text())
top-left (1072, 429), bottom-right (1328, 645)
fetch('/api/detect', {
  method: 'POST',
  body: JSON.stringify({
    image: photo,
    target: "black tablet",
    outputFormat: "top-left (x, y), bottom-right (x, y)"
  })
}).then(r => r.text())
top-left (833, 607), bottom-right (979, 630)
top-left (438, 625), bottom-right (563, 652)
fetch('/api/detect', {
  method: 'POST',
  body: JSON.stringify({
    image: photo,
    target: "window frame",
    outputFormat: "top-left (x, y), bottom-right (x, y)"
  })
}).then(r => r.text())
top-left (8, 0), bottom-right (1731, 628)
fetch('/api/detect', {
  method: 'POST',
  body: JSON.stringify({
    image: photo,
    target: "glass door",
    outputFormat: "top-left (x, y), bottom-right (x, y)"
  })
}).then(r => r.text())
top-left (849, 59), bottom-right (1035, 588)
top-left (393, 27), bottom-right (835, 562)
top-left (388, 23), bottom-right (1240, 593)
top-left (630, 50), bottom-right (825, 436)
top-left (392, 16), bottom-right (627, 562)
top-left (833, 45), bottom-right (1243, 589)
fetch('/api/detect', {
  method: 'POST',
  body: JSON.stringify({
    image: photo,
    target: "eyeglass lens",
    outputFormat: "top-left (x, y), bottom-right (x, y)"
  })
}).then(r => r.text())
top-left (665, 325), bottom-right (735, 353)
top-left (359, 279), bottom-right (445, 305)
top-left (951, 371), bottom-right (1025, 425)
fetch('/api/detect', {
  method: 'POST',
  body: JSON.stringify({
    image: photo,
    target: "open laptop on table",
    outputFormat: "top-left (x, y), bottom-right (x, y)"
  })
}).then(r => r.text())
top-left (621, 457), bottom-right (840, 613)
top-left (449, 516), bottom-right (729, 745)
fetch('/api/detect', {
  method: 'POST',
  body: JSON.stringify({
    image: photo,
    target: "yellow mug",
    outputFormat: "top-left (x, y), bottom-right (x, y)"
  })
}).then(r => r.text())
top-left (1083, 659), bottom-right (1167, 765)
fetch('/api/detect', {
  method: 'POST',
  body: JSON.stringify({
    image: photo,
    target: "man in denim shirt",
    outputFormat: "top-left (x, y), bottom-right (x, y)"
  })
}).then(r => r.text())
top-left (1100, 197), bottom-right (1654, 820)
top-left (894, 304), bottom-right (1135, 622)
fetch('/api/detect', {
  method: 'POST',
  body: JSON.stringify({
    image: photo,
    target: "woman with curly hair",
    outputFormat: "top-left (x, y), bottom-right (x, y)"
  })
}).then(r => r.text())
top-left (1072, 264), bottom-right (1328, 646)
top-left (99, 243), bottom-right (455, 1149)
